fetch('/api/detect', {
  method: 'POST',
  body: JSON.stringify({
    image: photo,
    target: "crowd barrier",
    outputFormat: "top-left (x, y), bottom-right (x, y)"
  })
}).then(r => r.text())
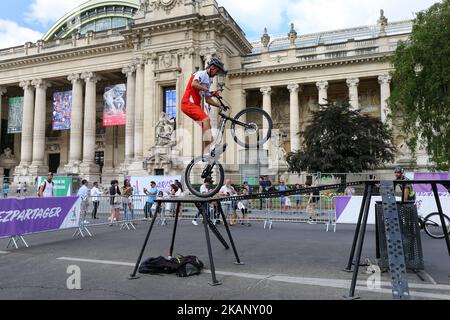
top-left (81, 194), bottom-right (336, 231)
top-left (0, 192), bottom-right (338, 249)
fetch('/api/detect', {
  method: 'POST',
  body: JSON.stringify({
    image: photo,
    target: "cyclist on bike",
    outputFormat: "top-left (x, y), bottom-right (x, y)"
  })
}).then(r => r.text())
top-left (181, 57), bottom-right (228, 159)
top-left (394, 166), bottom-right (416, 202)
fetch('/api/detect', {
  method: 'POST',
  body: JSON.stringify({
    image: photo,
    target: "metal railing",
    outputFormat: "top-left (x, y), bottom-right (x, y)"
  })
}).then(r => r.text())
top-left (79, 194), bottom-right (336, 231)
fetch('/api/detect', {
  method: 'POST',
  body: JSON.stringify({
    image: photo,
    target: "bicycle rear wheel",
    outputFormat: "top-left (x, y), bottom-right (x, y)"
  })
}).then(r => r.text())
top-left (231, 107), bottom-right (272, 149)
top-left (424, 212), bottom-right (450, 239)
top-left (185, 157), bottom-right (224, 198)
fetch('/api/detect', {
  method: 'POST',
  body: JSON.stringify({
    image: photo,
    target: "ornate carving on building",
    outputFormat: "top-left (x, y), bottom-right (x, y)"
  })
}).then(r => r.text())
top-left (261, 28), bottom-right (270, 48)
top-left (0, 148), bottom-right (19, 169)
top-left (46, 144), bottom-right (60, 153)
top-left (155, 112), bottom-right (176, 147)
top-left (146, 112), bottom-right (181, 171)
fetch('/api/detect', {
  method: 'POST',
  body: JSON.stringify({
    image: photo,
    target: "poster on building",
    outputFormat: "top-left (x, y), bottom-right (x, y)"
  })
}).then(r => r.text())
top-left (103, 84), bottom-right (126, 127)
top-left (52, 91), bottom-right (72, 131)
top-left (7, 97), bottom-right (24, 134)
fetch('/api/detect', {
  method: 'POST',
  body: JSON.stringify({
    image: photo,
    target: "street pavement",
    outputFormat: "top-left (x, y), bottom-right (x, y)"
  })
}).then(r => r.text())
top-left (0, 219), bottom-right (449, 300)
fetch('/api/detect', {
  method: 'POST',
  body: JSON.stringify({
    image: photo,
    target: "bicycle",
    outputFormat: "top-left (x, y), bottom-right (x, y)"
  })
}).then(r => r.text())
top-left (418, 212), bottom-right (450, 239)
top-left (185, 95), bottom-right (273, 198)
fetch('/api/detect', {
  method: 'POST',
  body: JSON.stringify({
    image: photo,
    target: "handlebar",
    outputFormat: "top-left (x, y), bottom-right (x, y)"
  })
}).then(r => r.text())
top-left (206, 92), bottom-right (229, 111)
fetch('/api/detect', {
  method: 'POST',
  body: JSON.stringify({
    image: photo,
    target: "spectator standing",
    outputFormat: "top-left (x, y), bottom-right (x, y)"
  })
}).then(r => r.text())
top-left (238, 188), bottom-right (251, 227)
top-left (344, 185), bottom-right (356, 196)
top-left (109, 180), bottom-right (121, 226)
top-left (278, 181), bottom-right (289, 211)
top-left (218, 179), bottom-right (237, 225)
top-left (165, 184), bottom-right (181, 216)
top-left (38, 173), bottom-right (54, 198)
top-left (294, 184), bottom-right (302, 210)
top-left (91, 182), bottom-right (103, 219)
top-left (143, 181), bottom-right (158, 220)
top-left (77, 180), bottom-right (90, 225)
top-left (192, 179), bottom-right (211, 226)
top-left (122, 179), bottom-right (135, 224)
top-left (16, 182), bottom-right (22, 196)
top-left (306, 181), bottom-right (320, 224)
top-left (23, 182), bottom-right (28, 195)
top-left (2, 181), bottom-right (9, 198)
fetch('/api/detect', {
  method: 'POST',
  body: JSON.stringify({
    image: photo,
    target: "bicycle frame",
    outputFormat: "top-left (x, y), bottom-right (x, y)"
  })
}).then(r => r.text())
top-left (210, 96), bottom-right (254, 151)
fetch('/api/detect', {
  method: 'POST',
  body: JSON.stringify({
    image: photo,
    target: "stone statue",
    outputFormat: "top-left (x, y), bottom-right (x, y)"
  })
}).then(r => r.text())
top-left (1, 148), bottom-right (13, 159)
top-left (0, 148), bottom-right (19, 169)
top-left (155, 112), bottom-right (175, 146)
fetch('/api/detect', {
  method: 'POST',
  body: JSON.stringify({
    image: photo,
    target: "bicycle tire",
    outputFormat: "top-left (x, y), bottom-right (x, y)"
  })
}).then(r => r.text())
top-left (231, 107), bottom-right (273, 149)
top-left (185, 157), bottom-right (225, 198)
top-left (424, 212), bottom-right (450, 239)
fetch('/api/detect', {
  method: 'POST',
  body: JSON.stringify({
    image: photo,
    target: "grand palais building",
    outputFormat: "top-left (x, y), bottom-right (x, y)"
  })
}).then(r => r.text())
top-left (0, 0), bottom-right (428, 184)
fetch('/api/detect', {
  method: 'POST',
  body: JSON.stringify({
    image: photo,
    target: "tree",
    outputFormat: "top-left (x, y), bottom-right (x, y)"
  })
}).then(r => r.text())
top-left (286, 101), bottom-right (396, 185)
top-left (389, 0), bottom-right (450, 170)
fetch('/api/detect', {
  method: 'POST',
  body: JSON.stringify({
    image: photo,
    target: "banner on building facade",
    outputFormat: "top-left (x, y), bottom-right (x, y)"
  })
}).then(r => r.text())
top-left (7, 97), bottom-right (24, 134)
top-left (103, 84), bottom-right (126, 127)
top-left (0, 197), bottom-right (81, 238)
top-left (52, 91), bottom-right (72, 131)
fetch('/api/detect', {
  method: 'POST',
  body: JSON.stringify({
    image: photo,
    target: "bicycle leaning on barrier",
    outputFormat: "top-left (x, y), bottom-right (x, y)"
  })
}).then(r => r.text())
top-left (417, 211), bottom-right (450, 239)
top-left (184, 94), bottom-right (273, 198)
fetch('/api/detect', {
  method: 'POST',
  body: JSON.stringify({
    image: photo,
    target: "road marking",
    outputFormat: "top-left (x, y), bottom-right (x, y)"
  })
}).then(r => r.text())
top-left (57, 256), bottom-right (450, 300)
top-left (58, 257), bottom-right (134, 267)
top-left (0, 251), bottom-right (10, 254)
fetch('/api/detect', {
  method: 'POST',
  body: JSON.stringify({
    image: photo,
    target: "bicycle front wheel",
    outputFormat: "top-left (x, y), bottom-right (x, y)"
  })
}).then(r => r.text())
top-left (424, 212), bottom-right (450, 239)
top-left (231, 107), bottom-right (273, 149)
top-left (184, 157), bottom-right (224, 198)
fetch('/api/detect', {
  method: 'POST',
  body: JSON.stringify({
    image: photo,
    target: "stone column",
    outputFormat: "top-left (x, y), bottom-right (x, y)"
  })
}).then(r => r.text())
top-left (134, 59), bottom-right (145, 161)
top-left (16, 81), bottom-right (35, 176)
top-left (29, 79), bottom-right (51, 176)
top-left (378, 75), bottom-right (392, 126)
top-left (0, 87), bottom-right (6, 143)
top-left (316, 81), bottom-right (329, 106)
top-left (80, 72), bottom-right (100, 178)
top-left (0, 87), bottom-right (6, 177)
top-left (260, 87), bottom-right (272, 151)
top-left (122, 65), bottom-right (136, 164)
top-left (287, 83), bottom-right (301, 152)
top-left (346, 78), bottom-right (360, 110)
top-left (65, 73), bottom-right (83, 174)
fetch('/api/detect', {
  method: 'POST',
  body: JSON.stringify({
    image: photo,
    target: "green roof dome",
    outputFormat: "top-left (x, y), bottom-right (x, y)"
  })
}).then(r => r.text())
top-left (43, 0), bottom-right (140, 41)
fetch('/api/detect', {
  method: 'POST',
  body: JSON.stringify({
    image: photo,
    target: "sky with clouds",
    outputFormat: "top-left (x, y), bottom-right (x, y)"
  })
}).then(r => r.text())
top-left (0, 0), bottom-right (440, 49)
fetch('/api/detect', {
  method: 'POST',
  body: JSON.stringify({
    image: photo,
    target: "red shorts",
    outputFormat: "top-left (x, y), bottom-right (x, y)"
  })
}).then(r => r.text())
top-left (181, 101), bottom-right (208, 122)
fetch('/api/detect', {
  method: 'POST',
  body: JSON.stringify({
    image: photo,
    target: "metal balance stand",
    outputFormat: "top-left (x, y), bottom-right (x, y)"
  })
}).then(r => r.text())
top-left (344, 180), bottom-right (450, 300)
top-left (128, 196), bottom-right (245, 286)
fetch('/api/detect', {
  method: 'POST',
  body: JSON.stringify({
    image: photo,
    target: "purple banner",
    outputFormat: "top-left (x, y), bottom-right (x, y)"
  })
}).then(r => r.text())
top-left (413, 173), bottom-right (450, 194)
top-left (334, 196), bottom-right (352, 221)
top-left (0, 197), bottom-right (80, 237)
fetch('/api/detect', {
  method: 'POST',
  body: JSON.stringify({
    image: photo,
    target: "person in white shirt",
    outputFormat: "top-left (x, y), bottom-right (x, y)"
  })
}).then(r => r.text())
top-left (77, 180), bottom-right (90, 224)
top-left (90, 182), bottom-right (103, 219)
top-left (192, 179), bottom-right (211, 226)
top-left (38, 173), bottom-right (55, 198)
top-left (218, 179), bottom-right (238, 225)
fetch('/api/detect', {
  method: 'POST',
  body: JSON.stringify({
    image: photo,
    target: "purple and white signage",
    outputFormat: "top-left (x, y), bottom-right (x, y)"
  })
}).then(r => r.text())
top-left (0, 197), bottom-right (81, 238)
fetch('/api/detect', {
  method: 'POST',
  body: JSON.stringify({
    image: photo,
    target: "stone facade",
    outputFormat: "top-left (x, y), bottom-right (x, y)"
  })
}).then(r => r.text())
top-left (0, 0), bottom-right (429, 183)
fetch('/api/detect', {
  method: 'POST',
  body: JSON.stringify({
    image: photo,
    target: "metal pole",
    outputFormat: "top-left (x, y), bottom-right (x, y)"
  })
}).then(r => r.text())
top-left (217, 202), bottom-right (244, 265)
top-left (344, 183), bottom-right (369, 271)
top-left (431, 183), bottom-right (450, 256)
top-left (346, 184), bottom-right (373, 299)
top-left (169, 203), bottom-right (181, 258)
top-left (129, 202), bottom-right (160, 280)
top-left (199, 202), bottom-right (221, 286)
